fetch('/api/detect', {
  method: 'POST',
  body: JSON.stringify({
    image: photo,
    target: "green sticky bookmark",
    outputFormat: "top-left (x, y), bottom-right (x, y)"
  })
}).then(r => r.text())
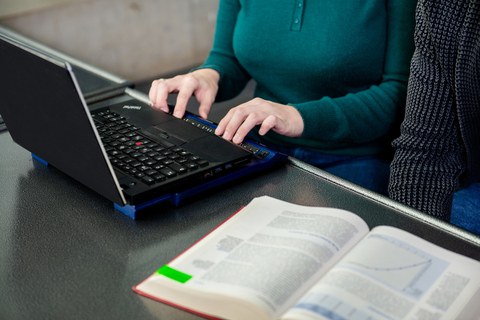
top-left (157, 265), bottom-right (192, 283)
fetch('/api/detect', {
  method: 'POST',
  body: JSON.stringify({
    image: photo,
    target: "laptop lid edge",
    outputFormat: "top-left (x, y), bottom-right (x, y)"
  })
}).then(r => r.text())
top-left (66, 62), bottom-right (128, 206)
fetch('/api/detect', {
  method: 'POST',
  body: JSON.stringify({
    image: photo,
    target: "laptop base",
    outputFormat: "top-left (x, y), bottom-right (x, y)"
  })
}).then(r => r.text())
top-left (32, 146), bottom-right (287, 219)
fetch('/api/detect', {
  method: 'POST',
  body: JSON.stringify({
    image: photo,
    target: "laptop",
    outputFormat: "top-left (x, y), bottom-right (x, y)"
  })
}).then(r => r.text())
top-left (0, 34), bottom-right (285, 218)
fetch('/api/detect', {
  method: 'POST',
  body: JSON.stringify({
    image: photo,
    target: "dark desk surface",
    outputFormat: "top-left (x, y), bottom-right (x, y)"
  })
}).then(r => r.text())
top-left (1, 128), bottom-right (479, 320)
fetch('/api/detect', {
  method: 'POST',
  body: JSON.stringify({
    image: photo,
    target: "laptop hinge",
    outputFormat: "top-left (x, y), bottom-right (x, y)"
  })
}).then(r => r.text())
top-left (84, 87), bottom-right (130, 105)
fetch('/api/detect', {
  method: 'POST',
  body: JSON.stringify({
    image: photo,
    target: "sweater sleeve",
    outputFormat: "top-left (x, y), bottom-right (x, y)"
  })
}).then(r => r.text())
top-left (296, 0), bottom-right (416, 144)
top-left (389, 0), bottom-right (467, 221)
top-left (197, 0), bottom-right (251, 102)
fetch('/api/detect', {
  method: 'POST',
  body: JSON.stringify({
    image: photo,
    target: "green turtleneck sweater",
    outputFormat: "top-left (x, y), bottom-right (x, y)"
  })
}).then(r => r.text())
top-left (201, 0), bottom-right (416, 155)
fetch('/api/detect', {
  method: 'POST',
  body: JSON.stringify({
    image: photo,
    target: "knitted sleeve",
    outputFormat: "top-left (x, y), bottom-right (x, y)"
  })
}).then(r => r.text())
top-left (389, 0), bottom-right (470, 220)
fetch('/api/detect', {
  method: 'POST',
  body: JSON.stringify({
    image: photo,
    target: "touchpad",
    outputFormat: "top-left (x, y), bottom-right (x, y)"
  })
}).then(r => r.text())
top-left (154, 118), bottom-right (209, 142)
top-left (184, 135), bottom-right (251, 162)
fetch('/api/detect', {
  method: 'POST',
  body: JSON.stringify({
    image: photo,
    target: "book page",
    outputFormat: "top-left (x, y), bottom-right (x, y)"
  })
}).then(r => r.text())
top-left (136, 196), bottom-right (369, 320)
top-left (282, 226), bottom-right (480, 320)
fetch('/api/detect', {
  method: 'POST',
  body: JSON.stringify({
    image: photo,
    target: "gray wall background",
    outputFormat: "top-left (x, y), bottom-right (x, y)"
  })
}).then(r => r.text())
top-left (0, 0), bottom-right (219, 82)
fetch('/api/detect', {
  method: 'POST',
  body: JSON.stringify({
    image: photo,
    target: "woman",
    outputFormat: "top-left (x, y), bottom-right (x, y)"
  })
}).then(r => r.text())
top-left (150, 0), bottom-right (416, 195)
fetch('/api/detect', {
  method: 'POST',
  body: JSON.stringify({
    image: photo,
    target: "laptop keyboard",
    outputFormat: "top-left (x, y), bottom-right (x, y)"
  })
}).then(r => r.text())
top-left (92, 109), bottom-right (209, 186)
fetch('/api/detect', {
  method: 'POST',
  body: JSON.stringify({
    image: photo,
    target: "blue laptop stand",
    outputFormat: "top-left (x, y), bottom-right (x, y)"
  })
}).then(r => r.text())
top-left (32, 117), bottom-right (287, 219)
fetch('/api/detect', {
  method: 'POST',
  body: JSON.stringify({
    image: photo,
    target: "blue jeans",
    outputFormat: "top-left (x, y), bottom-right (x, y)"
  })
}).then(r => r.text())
top-left (275, 146), bottom-right (390, 196)
top-left (451, 182), bottom-right (480, 235)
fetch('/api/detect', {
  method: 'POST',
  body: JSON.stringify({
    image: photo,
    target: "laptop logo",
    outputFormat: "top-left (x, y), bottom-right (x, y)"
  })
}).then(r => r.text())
top-left (123, 105), bottom-right (142, 110)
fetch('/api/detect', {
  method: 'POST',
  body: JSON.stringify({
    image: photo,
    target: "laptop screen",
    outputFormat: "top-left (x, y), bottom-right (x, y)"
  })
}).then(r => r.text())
top-left (0, 35), bottom-right (126, 205)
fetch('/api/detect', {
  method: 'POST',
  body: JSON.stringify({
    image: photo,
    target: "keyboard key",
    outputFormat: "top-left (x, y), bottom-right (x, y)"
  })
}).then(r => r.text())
top-left (145, 169), bottom-right (158, 176)
top-left (153, 174), bottom-right (166, 182)
top-left (169, 162), bottom-right (187, 174)
top-left (141, 176), bottom-right (155, 185)
top-left (185, 162), bottom-right (198, 170)
top-left (160, 167), bottom-right (177, 178)
top-left (196, 159), bottom-right (209, 167)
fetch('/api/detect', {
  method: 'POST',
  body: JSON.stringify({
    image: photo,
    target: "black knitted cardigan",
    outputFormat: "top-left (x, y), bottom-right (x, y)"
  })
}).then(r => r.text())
top-left (389, 0), bottom-right (480, 220)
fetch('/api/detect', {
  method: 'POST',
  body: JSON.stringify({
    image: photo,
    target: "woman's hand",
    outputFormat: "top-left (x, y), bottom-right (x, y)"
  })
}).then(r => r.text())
top-left (149, 68), bottom-right (220, 119)
top-left (215, 98), bottom-right (304, 144)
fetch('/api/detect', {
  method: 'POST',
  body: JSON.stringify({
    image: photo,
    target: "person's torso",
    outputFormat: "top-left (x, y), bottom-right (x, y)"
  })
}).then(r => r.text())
top-left (232, 0), bottom-right (387, 104)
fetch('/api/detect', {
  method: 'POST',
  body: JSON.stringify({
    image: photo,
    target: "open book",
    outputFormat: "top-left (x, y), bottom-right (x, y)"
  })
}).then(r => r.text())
top-left (134, 196), bottom-right (480, 320)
